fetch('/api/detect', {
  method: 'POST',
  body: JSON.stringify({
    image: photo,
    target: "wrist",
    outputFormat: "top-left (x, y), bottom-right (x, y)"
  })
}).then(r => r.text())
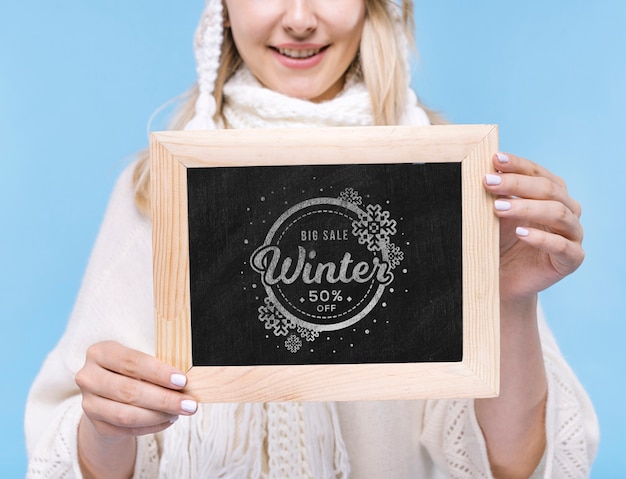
top-left (78, 416), bottom-right (136, 479)
top-left (500, 293), bottom-right (538, 323)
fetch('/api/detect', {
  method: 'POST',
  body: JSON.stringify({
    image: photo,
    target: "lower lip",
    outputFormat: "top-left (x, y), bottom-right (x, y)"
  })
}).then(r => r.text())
top-left (271, 48), bottom-right (327, 69)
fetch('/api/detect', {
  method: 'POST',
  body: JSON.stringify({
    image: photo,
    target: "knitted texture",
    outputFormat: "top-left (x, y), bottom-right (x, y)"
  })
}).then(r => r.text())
top-left (544, 362), bottom-right (593, 479)
top-left (185, 0), bottom-right (222, 131)
top-left (267, 403), bottom-right (312, 479)
top-left (26, 398), bottom-right (84, 479)
top-left (26, 385), bottom-right (159, 479)
top-left (156, 402), bottom-right (349, 479)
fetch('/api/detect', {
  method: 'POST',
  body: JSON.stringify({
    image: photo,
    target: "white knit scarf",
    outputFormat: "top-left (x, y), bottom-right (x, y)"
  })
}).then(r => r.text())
top-left (159, 401), bottom-right (350, 479)
top-left (160, 2), bottom-right (429, 476)
top-left (193, 64), bottom-right (430, 131)
top-left (221, 66), bottom-right (374, 129)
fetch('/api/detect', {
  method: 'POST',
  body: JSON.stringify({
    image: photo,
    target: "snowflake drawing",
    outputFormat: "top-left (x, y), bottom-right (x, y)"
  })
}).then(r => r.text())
top-left (297, 325), bottom-right (320, 342)
top-left (339, 187), bottom-right (362, 205)
top-left (258, 296), bottom-right (295, 337)
top-left (385, 242), bottom-right (404, 269)
top-left (285, 335), bottom-right (302, 353)
top-left (352, 204), bottom-right (397, 252)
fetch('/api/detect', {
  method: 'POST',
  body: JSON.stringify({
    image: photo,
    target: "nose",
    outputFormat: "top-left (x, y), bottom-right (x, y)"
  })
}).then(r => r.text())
top-left (282, 0), bottom-right (317, 36)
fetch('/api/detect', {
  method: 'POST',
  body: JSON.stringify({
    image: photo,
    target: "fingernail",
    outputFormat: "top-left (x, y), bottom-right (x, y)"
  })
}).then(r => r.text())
top-left (170, 416), bottom-right (180, 424)
top-left (181, 399), bottom-right (198, 413)
top-left (516, 227), bottom-right (530, 237)
top-left (170, 373), bottom-right (187, 388)
top-left (495, 200), bottom-right (511, 211)
top-left (485, 174), bottom-right (502, 186)
top-left (496, 152), bottom-right (510, 163)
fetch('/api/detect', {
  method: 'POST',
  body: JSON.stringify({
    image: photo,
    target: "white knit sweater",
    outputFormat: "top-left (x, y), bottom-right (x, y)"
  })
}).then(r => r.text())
top-left (25, 162), bottom-right (598, 478)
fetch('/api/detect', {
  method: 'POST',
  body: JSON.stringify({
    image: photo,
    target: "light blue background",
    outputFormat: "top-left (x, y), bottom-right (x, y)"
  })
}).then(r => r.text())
top-left (1, 1), bottom-right (624, 476)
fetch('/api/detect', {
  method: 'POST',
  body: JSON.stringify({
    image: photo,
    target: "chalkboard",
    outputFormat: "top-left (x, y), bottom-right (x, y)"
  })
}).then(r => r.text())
top-left (187, 163), bottom-right (462, 366)
top-left (151, 125), bottom-right (500, 402)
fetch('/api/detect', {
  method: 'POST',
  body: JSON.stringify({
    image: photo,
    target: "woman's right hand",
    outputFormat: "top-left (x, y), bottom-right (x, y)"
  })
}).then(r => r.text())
top-left (75, 341), bottom-right (198, 477)
top-left (75, 341), bottom-right (198, 439)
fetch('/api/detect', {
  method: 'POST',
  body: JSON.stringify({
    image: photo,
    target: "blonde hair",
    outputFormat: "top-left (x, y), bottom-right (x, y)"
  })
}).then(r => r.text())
top-left (133, 0), bottom-right (441, 215)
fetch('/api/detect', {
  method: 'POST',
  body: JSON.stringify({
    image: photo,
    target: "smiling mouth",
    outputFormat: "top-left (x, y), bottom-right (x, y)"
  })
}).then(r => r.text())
top-left (273, 46), bottom-right (328, 59)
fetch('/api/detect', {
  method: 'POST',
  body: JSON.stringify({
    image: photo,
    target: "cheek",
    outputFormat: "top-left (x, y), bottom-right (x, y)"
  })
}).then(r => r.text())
top-left (229, 21), bottom-right (263, 50)
top-left (328, 7), bottom-right (366, 48)
top-left (334, 0), bottom-right (365, 25)
top-left (227, 7), bottom-right (276, 51)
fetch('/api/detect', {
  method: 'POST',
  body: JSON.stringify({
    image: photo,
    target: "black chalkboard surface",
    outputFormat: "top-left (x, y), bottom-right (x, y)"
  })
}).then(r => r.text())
top-left (150, 125), bottom-right (500, 402)
top-left (187, 163), bottom-right (463, 366)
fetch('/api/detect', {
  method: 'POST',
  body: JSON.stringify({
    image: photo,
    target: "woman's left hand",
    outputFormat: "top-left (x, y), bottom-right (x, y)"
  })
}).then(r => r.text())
top-left (477, 151), bottom-right (583, 476)
top-left (483, 152), bottom-right (585, 305)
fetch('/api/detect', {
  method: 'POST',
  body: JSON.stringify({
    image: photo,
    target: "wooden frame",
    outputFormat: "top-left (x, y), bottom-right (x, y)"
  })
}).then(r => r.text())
top-left (151, 125), bottom-right (499, 402)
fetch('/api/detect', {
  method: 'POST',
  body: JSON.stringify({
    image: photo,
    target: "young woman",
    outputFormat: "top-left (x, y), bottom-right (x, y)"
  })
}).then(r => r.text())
top-left (25, 0), bottom-right (598, 477)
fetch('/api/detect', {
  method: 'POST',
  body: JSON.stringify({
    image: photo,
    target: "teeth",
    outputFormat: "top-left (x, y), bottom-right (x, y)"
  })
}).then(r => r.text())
top-left (277, 47), bottom-right (321, 58)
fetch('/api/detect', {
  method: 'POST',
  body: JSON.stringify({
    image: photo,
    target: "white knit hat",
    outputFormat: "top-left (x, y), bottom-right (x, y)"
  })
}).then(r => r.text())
top-left (185, 0), bottom-right (224, 130)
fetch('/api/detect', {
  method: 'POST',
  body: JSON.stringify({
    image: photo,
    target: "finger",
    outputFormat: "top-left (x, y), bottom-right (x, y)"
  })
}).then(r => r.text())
top-left (84, 407), bottom-right (177, 439)
top-left (514, 227), bottom-right (585, 276)
top-left (86, 341), bottom-right (188, 391)
top-left (77, 366), bottom-right (198, 416)
top-left (492, 198), bottom-right (584, 242)
top-left (82, 391), bottom-right (179, 429)
top-left (492, 152), bottom-right (582, 216)
top-left (484, 171), bottom-right (582, 219)
top-left (95, 419), bottom-right (175, 439)
top-left (492, 152), bottom-right (563, 186)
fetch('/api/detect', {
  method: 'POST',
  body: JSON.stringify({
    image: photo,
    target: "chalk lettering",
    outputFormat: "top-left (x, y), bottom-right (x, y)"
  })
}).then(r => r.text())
top-left (251, 245), bottom-right (394, 287)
